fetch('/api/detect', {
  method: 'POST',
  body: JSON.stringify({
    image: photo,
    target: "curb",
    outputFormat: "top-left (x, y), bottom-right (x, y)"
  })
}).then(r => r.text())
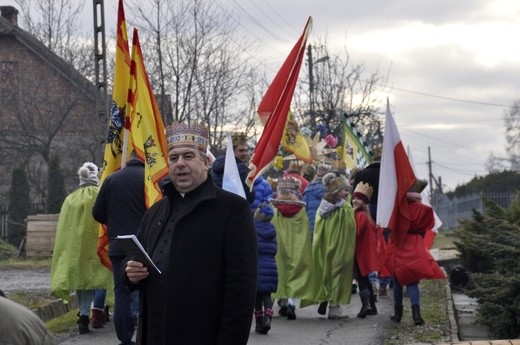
top-left (33, 294), bottom-right (78, 322)
top-left (445, 276), bottom-right (459, 342)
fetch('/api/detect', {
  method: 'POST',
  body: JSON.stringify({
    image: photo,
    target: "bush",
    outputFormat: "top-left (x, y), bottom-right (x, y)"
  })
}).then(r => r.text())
top-left (7, 166), bottom-right (31, 247)
top-left (47, 155), bottom-right (66, 214)
top-left (456, 195), bottom-right (520, 339)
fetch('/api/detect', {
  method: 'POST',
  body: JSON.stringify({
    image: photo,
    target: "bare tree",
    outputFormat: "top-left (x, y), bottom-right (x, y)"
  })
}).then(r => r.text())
top-left (504, 100), bottom-right (520, 171)
top-left (125, 0), bottom-right (262, 152)
top-left (14, 0), bottom-right (94, 77)
top-left (295, 35), bottom-right (389, 143)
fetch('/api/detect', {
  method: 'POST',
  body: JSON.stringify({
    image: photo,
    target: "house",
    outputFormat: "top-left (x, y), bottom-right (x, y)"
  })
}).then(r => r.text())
top-left (0, 5), bottom-right (104, 206)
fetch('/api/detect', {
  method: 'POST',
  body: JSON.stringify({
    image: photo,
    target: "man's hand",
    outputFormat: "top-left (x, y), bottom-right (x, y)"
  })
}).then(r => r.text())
top-left (126, 260), bottom-right (149, 283)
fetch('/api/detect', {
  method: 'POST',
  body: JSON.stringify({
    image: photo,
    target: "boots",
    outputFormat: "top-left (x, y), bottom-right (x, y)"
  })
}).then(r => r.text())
top-left (77, 314), bottom-right (90, 334)
top-left (286, 304), bottom-right (296, 320)
top-left (104, 305), bottom-right (110, 323)
top-left (357, 289), bottom-right (371, 318)
top-left (259, 317), bottom-right (271, 334)
top-left (412, 304), bottom-right (425, 325)
top-left (366, 292), bottom-right (378, 316)
top-left (328, 305), bottom-right (349, 320)
top-left (317, 301), bottom-right (328, 315)
top-left (254, 310), bottom-right (263, 333)
top-left (390, 305), bottom-right (403, 323)
top-left (90, 308), bottom-right (104, 329)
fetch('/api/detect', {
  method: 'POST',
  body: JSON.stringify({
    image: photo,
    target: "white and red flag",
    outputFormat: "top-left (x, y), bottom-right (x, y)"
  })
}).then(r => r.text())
top-left (376, 99), bottom-right (417, 247)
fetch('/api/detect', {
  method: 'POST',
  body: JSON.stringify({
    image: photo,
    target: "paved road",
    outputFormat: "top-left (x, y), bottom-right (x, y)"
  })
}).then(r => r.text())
top-left (57, 294), bottom-right (393, 344)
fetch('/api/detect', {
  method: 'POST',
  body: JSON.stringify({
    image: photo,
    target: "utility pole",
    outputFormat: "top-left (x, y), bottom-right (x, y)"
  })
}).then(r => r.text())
top-left (428, 146), bottom-right (433, 197)
top-left (93, 0), bottom-right (108, 163)
top-left (307, 44), bottom-right (315, 126)
top-left (307, 44), bottom-right (329, 129)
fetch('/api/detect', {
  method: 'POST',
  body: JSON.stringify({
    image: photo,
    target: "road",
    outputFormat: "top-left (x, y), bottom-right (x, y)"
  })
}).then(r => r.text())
top-left (56, 295), bottom-right (393, 345)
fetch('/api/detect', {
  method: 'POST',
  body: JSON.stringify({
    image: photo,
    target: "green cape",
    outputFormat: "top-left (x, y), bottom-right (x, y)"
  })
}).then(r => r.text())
top-left (50, 185), bottom-right (113, 302)
top-left (301, 202), bottom-right (356, 307)
top-left (271, 208), bottom-right (315, 301)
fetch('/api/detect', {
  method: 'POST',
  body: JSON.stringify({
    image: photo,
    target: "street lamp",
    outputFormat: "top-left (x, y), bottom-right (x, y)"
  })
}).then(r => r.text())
top-left (307, 44), bottom-right (329, 127)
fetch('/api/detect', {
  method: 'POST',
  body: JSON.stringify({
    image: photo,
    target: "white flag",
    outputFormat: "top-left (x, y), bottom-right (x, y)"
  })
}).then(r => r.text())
top-left (222, 133), bottom-right (247, 199)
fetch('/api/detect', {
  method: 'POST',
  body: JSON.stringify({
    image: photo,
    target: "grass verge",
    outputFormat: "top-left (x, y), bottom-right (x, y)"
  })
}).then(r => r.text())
top-left (46, 309), bottom-right (78, 334)
top-left (383, 278), bottom-right (453, 345)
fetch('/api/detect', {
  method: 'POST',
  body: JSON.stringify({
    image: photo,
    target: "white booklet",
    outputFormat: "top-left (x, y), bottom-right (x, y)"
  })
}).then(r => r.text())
top-left (115, 234), bottom-right (162, 274)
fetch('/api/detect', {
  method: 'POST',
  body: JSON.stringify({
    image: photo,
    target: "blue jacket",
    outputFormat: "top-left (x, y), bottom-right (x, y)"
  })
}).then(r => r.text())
top-left (250, 176), bottom-right (273, 212)
top-left (255, 220), bottom-right (278, 293)
top-left (302, 180), bottom-right (325, 235)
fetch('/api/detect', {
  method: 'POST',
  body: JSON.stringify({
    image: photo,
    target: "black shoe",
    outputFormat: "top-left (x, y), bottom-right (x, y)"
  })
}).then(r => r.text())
top-left (317, 301), bottom-right (328, 315)
top-left (286, 305), bottom-right (296, 320)
top-left (259, 317), bottom-right (271, 334)
top-left (351, 283), bottom-right (358, 294)
top-left (278, 305), bottom-right (287, 316)
top-left (366, 309), bottom-right (378, 316)
top-left (77, 314), bottom-right (90, 334)
top-left (254, 318), bottom-right (263, 333)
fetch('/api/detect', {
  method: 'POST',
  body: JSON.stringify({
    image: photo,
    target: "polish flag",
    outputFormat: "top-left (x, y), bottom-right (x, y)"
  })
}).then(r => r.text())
top-left (376, 99), bottom-right (416, 247)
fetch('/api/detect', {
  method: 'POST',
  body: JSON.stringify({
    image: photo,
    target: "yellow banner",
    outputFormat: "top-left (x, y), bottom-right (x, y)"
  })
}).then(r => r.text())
top-left (281, 111), bottom-right (312, 163)
top-left (128, 29), bottom-right (169, 208)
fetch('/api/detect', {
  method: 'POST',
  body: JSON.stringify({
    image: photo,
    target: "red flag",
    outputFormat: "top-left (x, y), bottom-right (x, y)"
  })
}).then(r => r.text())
top-left (97, 0), bottom-right (130, 271)
top-left (246, 17), bottom-right (312, 187)
top-left (376, 99), bottom-right (416, 247)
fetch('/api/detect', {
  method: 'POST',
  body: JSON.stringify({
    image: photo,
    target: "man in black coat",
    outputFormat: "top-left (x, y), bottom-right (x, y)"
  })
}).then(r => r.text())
top-left (125, 123), bottom-right (258, 345)
top-left (93, 150), bottom-right (145, 345)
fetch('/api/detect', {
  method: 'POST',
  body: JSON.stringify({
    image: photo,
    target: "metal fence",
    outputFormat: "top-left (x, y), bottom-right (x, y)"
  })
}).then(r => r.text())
top-left (0, 203), bottom-right (45, 242)
top-left (433, 192), bottom-right (516, 229)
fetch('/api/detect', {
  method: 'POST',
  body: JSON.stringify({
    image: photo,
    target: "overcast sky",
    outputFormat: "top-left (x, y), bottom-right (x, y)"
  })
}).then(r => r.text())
top-left (5, 0), bottom-right (518, 191)
top-left (211, 0), bottom-right (518, 192)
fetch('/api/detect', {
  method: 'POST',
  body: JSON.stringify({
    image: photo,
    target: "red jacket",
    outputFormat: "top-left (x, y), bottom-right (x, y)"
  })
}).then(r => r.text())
top-left (355, 210), bottom-right (386, 276)
top-left (384, 200), bottom-right (445, 285)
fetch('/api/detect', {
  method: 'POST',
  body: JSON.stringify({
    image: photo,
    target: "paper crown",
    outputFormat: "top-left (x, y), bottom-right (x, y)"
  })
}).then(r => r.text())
top-left (323, 173), bottom-right (349, 194)
top-left (287, 160), bottom-right (300, 172)
top-left (231, 132), bottom-right (247, 146)
top-left (331, 159), bottom-right (347, 172)
top-left (315, 163), bottom-right (330, 177)
top-left (277, 177), bottom-right (298, 191)
top-left (409, 179), bottom-right (428, 193)
top-left (353, 181), bottom-right (373, 204)
top-left (166, 122), bottom-right (209, 152)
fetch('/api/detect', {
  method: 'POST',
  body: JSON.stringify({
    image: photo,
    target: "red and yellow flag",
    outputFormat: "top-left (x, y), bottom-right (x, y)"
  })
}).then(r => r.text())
top-left (281, 111), bottom-right (312, 162)
top-left (247, 17), bottom-right (312, 186)
top-left (127, 28), bottom-right (169, 208)
top-left (97, 0), bottom-right (130, 271)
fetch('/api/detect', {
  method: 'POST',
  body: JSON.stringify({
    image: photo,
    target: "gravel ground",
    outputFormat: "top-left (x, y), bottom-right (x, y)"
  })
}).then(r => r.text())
top-left (0, 267), bottom-right (51, 295)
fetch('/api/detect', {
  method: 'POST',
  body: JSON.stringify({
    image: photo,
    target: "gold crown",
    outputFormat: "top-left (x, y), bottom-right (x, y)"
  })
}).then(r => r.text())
top-left (277, 177), bottom-right (298, 191)
top-left (323, 173), bottom-right (349, 194)
top-left (353, 181), bottom-right (374, 203)
top-left (166, 122), bottom-right (209, 152)
top-left (409, 179), bottom-right (428, 193)
top-left (231, 132), bottom-right (247, 146)
top-left (331, 159), bottom-right (347, 172)
top-left (288, 160), bottom-right (300, 172)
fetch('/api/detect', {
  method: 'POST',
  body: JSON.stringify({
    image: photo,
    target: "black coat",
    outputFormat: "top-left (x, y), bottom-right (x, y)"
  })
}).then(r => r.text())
top-left (353, 162), bottom-right (380, 206)
top-left (92, 160), bottom-right (147, 256)
top-left (131, 176), bottom-right (258, 345)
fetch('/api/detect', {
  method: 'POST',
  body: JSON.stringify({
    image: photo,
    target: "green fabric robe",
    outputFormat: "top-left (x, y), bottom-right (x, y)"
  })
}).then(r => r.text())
top-left (301, 201), bottom-right (356, 307)
top-left (271, 207), bottom-right (314, 301)
top-left (51, 185), bottom-right (113, 302)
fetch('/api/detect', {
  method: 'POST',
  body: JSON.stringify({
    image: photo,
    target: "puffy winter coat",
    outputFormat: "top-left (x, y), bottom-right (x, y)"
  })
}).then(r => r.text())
top-left (255, 220), bottom-right (278, 293)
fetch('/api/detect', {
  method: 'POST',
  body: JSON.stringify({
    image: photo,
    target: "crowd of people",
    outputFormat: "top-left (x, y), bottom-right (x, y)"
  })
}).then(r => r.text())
top-left (42, 123), bottom-right (446, 345)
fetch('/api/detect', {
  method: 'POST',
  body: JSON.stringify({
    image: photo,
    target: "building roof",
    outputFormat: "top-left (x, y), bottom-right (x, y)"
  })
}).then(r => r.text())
top-left (0, 6), bottom-right (98, 101)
